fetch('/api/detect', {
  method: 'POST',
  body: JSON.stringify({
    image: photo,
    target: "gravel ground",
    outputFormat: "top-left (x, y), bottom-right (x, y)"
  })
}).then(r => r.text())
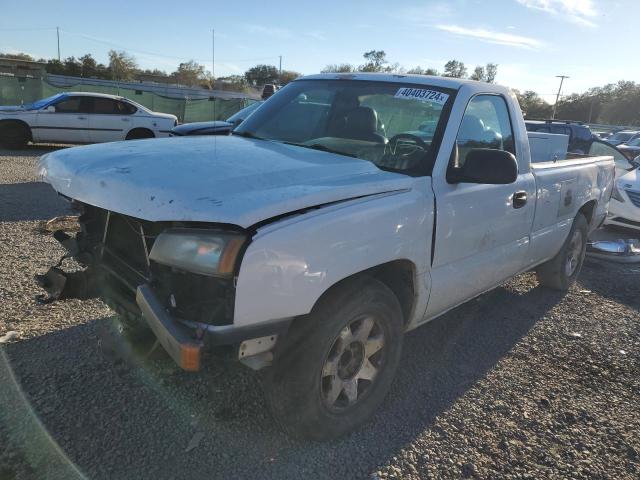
top-left (0, 146), bottom-right (639, 480)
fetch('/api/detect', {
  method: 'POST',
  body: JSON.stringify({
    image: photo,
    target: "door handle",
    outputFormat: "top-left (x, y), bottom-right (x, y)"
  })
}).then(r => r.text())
top-left (121, 117), bottom-right (130, 121)
top-left (513, 191), bottom-right (528, 209)
top-left (77, 116), bottom-right (87, 120)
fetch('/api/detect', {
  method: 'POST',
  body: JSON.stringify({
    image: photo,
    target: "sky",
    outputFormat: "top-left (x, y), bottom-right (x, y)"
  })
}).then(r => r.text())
top-left (0, 0), bottom-right (636, 102)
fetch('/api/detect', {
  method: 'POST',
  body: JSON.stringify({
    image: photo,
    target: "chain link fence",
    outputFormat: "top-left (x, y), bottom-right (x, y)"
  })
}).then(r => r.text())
top-left (0, 75), bottom-right (256, 122)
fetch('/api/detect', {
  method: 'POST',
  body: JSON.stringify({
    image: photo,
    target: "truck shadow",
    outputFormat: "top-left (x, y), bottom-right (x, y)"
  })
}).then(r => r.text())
top-left (1, 277), bottom-right (564, 479)
top-left (0, 182), bottom-right (70, 222)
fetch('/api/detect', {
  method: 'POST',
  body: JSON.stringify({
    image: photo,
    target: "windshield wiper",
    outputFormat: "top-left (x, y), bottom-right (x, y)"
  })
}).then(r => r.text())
top-left (232, 131), bottom-right (264, 140)
top-left (281, 141), bottom-right (357, 158)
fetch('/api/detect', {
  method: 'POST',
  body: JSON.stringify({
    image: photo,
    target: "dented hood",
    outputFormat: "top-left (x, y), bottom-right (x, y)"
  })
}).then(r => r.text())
top-left (39, 136), bottom-right (411, 228)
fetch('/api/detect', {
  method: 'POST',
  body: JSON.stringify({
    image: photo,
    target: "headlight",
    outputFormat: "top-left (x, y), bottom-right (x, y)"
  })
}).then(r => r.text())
top-left (149, 229), bottom-right (246, 277)
top-left (611, 183), bottom-right (626, 203)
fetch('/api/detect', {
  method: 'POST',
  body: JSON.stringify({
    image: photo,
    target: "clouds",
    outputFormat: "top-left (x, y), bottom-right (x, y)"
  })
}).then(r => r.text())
top-left (243, 24), bottom-right (293, 40)
top-left (243, 24), bottom-right (325, 41)
top-left (435, 25), bottom-right (544, 50)
top-left (516, 0), bottom-right (598, 27)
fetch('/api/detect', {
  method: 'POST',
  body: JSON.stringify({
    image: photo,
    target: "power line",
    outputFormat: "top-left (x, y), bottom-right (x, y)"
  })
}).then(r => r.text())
top-left (60, 29), bottom-right (280, 65)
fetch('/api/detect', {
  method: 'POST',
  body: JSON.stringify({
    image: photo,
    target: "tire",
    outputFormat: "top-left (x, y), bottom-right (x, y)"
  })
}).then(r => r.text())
top-left (125, 128), bottom-right (155, 140)
top-left (0, 121), bottom-right (30, 148)
top-left (536, 213), bottom-right (588, 291)
top-left (264, 277), bottom-right (404, 440)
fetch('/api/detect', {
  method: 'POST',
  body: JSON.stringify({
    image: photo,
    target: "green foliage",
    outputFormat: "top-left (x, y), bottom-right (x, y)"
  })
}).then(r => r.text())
top-left (0, 52), bottom-right (35, 61)
top-left (244, 64), bottom-right (279, 86)
top-left (360, 50), bottom-right (388, 72)
top-left (108, 50), bottom-right (138, 80)
top-left (171, 60), bottom-right (206, 87)
top-left (321, 63), bottom-right (356, 73)
top-left (514, 90), bottom-right (553, 119)
top-left (443, 60), bottom-right (467, 78)
top-left (279, 70), bottom-right (301, 85)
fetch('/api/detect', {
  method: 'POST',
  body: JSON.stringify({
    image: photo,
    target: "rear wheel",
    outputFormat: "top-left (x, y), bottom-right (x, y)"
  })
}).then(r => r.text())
top-left (536, 213), bottom-right (588, 290)
top-left (264, 277), bottom-right (404, 440)
top-left (125, 128), bottom-right (155, 140)
top-left (0, 121), bottom-right (30, 148)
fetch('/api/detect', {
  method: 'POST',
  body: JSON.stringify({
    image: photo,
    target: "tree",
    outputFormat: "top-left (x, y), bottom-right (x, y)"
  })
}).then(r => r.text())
top-left (44, 59), bottom-right (65, 75)
top-left (244, 64), bottom-right (279, 86)
top-left (360, 50), bottom-right (387, 72)
top-left (78, 54), bottom-right (98, 77)
top-left (443, 59), bottom-right (467, 78)
top-left (0, 52), bottom-right (35, 61)
top-left (321, 63), bottom-right (355, 73)
top-left (514, 90), bottom-right (552, 119)
top-left (108, 50), bottom-right (137, 81)
top-left (279, 70), bottom-right (301, 85)
top-left (171, 60), bottom-right (206, 87)
top-left (470, 66), bottom-right (485, 81)
top-left (486, 63), bottom-right (498, 83)
top-left (63, 56), bottom-right (82, 77)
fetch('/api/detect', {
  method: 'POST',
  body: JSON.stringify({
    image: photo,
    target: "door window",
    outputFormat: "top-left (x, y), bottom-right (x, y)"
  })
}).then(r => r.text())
top-left (53, 97), bottom-right (84, 113)
top-left (455, 95), bottom-right (515, 167)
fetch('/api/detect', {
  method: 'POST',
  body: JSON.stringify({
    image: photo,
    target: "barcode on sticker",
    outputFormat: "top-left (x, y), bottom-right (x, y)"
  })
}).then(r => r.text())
top-left (394, 88), bottom-right (449, 104)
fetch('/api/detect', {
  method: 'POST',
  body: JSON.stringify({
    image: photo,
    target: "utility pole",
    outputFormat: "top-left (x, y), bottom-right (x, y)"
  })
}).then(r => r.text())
top-left (211, 28), bottom-right (215, 82)
top-left (552, 75), bottom-right (569, 119)
top-left (56, 27), bottom-right (60, 61)
top-left (279, 55), bottom-right (282, 77)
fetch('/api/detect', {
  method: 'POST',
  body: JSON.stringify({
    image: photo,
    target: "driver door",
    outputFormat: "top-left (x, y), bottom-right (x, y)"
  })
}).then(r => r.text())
top-left (426, 94), bottom-right (536, 317)
top-left (35, 96), bottom-right (90, 143)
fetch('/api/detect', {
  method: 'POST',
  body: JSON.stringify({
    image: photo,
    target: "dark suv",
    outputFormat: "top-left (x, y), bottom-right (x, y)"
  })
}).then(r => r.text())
top-left (525, 120), bottom-right (594, 154)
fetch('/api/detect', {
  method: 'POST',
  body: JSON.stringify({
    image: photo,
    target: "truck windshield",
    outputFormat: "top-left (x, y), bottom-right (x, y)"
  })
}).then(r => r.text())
top-left (235, 79), bottom-right (453, 173)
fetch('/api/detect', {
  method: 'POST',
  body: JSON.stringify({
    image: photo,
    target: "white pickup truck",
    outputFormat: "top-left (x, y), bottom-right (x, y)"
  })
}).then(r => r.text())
top-left (36, 74), bottom-right (615, 440)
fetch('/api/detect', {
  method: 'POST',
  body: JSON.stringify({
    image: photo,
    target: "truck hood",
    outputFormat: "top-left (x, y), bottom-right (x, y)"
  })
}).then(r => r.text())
top-left (39, 136), bottom-right (412, 228)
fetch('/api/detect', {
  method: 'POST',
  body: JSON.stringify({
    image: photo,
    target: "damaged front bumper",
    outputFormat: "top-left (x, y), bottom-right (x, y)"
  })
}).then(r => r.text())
top-left (35, 209), bottom-right (291, 372)
top-left (136, 283), bottom-right (290, 371)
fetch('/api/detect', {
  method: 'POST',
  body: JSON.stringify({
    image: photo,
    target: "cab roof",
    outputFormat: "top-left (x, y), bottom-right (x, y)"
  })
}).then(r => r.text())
top-left (298, 72), bottom-right (511, 95)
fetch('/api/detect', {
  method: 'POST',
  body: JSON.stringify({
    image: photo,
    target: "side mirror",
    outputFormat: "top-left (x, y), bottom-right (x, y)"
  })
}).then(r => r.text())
top-left (448, 148), bottom-right (518, 184)
top-left (43, 105), bottom-right (56, 113)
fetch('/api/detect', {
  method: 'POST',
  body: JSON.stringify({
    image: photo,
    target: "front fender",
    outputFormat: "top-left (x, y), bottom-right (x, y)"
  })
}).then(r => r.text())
top-left (233, 179), bottom-right (434, 327)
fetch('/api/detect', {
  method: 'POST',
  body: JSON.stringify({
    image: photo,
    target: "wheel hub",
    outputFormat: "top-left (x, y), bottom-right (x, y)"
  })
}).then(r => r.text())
top-left (337, 342), bottom-right (365, 379)
top-left (320, 316), bottom-right (385, 410)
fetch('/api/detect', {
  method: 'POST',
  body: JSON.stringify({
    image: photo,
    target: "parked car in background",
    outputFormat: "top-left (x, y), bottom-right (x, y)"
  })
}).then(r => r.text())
top-left (616, 136), bottom-right (640, 159)
top-left (38, 74), bottom-right (615, 440)
top-left (261, 84), bottom-right (278, 100)
top-left (525, 120), bottom-right (593, 154)
top-left (0, 92), bottom-right (177, 147)
top-left (170, 101), bottom-right (263, 137)
top-left (605, 130), bottom-right (640, 146)
top-left (588, 140), bottom-right (640, 230)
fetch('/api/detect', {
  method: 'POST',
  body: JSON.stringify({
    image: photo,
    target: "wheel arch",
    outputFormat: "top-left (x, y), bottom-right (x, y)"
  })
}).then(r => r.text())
top-left (0, 119), bottom-right (32, 140)
top-left (125, 127), bottom-right (155, 139)
top-left (309, 259), bottom-right (418, 326)
top-left (578, 199), bottom-right (597, 226)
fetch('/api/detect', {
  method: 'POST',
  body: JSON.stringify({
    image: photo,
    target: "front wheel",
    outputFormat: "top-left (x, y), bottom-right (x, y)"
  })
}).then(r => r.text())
top-left (536, 213), bottom-right (588, 290)
top-left (264, 277), bottom-right (404, 440)
top-left (0, 121), bottom-right (30, 148)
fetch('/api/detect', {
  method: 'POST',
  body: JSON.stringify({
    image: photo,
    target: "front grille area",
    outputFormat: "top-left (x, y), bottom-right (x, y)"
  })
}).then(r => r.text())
top-left (78, 204), bottom-right (235, 326)
top-left (626, 189), bottom-right (640, 208)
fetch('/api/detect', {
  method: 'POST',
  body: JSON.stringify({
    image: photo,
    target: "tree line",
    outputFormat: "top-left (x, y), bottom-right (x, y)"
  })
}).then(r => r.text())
top-left (515, 82), bottom-right (640, 126)
top-left (0, 51), bottom-right (300, 92)
top-left (3, 49), bottom-right (639, 126)
top-left (322, 50), bottom-right (498, 83)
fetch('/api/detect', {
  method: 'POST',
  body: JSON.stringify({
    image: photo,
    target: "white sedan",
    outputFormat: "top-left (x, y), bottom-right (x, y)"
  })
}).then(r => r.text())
top-left (0, 92), bottom-right (177, 147)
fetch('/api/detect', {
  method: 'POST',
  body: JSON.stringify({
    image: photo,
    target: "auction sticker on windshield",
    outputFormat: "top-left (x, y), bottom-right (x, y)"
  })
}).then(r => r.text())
top-left (394, 88), bottom-right (449, 104)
